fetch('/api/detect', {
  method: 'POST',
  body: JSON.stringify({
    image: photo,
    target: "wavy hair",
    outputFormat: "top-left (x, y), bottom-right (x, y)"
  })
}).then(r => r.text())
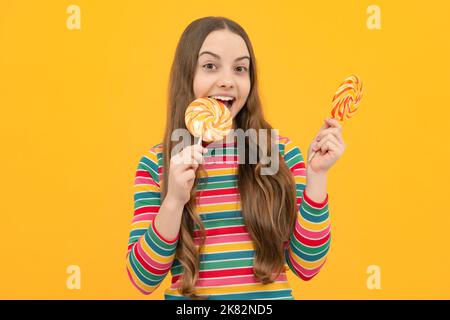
top-left (160, 16), bottom-right (298, 299)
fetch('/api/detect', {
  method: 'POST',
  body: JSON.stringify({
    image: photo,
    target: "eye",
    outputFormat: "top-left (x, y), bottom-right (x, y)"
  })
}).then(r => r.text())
top-left (203, 63), bottom-right (216, 71)
top-left (235, 66), bottom-right (248, 73)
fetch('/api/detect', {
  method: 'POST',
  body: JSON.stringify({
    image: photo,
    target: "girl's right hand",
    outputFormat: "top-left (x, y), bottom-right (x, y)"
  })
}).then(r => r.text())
top-left (166, 144), bottom-right (207, 207)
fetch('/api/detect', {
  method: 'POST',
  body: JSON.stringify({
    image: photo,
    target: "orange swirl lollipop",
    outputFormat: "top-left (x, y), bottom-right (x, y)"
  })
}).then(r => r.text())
top-left (308, 74), bottom-right (363, 163)
top-left (330, 74), bottom-right (363, 121)
top-left (185, 97), bottom-right (233, 144)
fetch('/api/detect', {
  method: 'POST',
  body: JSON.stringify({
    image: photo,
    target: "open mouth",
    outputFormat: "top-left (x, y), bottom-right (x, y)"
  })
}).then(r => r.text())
top-left (208, 96), bottom-right (235, 109)
top-left (221, 100), bottom-right (233, 109)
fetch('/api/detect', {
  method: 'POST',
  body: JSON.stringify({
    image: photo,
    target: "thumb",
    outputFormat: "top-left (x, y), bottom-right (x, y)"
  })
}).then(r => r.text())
top-left (323, 117), bottom-right (333, 128)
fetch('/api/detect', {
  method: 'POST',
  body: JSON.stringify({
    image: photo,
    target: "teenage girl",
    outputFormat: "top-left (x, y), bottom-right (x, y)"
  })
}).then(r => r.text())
top-left (126, 16), bottom-right (346, 300)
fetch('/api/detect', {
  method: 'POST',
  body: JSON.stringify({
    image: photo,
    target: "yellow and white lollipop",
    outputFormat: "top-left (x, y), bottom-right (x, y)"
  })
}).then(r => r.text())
top-left (185, 97), bottom-right (233, 144)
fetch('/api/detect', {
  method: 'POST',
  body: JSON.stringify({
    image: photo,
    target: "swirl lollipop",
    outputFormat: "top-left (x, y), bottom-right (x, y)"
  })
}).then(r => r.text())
top-left (185, 97), bottom-right (233, 144)
top-left (308, 75), bottom-right (363, 163)
top-left (331, 74), bottom-right (363, 121)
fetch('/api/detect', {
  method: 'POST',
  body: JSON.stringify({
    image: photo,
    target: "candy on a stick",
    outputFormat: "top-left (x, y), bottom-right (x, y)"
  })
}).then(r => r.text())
top-left (330, 74), bottom-right (362, 121)
top-left (308, 74), bottom-right (363, 163)
top-left (185, 97), bottom-right (233, 144)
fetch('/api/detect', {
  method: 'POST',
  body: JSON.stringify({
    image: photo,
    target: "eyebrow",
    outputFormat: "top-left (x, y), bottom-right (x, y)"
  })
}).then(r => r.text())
top-left (199, 51), bottom-right (250, 62)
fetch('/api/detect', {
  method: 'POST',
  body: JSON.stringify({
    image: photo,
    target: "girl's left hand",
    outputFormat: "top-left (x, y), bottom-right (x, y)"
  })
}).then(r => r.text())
top-left (307, 117), bottom-right (346, 175)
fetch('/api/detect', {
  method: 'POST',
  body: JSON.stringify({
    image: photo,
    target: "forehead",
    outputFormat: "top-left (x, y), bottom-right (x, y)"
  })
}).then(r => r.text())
top-left (198, 30), bottom-right (250, 60)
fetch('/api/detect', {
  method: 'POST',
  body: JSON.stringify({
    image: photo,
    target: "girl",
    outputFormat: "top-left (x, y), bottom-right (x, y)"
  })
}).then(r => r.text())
top-left (126, 16), bottom-right (346, 300)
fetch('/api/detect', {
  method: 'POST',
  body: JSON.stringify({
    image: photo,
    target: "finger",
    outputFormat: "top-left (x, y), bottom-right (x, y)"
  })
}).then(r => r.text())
top-left (318, 140), bottom-right (339, 155)
top-left (188, 159), bottom-right (200, 171)
top-left (325, 117), bottom-right (342, 130)
top-left (314, 135), bottom-right (342, 153)
top-left (182, 144), bottom-right (206, 161)
top-left (315, 128), bottom-right (332, 142)
top-left (182, 169), bottom-right (196, 183)
top-left (316, 128), bottom-right (344, 145)
top-left (182, 144), bottom-right (208, 157)
top-left (314, 117), bottom-right (341, 139)
top-left (172, 154), bottom-right (200, 171)
top-left (184, 148), bottom-right (205, 166)
top-left (172, 160), bottom-right (199, 174)
top-left (180, 153), bottom-right (200, 169)
top-left (314, 122), bottom-right (330, 140)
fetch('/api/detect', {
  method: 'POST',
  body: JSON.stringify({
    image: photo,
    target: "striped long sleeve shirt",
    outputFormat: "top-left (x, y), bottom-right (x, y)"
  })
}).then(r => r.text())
top-left (126, 135), bottom-right (331, 300)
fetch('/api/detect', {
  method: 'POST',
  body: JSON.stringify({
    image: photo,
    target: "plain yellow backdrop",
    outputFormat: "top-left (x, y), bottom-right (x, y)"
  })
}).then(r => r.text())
top-left (1, 0), bottom-right (449, 299)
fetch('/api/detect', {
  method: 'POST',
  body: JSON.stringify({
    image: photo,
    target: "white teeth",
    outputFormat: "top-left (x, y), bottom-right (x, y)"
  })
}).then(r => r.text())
top-left (208, 95), bottom-right (234, 101)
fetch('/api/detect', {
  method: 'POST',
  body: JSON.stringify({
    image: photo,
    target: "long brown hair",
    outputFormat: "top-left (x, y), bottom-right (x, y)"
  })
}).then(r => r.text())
top-left (161, 16), bottom-right (298, 299)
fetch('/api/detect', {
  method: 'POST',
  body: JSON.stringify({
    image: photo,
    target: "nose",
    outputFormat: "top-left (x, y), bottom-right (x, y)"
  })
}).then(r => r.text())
top-left (217, 70), bottom-right (235, 88)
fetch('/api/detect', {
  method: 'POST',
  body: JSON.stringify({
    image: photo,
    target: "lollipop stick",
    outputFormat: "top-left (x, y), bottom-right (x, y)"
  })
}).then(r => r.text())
top-left (196, 122), bottom-right (203, 145)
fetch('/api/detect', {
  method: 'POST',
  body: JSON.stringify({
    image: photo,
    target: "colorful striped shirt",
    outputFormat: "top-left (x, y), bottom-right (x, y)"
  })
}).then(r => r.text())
top-left (126, 135), bottom-right (331, 300)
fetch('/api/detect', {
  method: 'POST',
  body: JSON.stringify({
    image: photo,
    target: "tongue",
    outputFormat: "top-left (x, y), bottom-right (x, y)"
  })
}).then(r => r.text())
top-left (219, 100), bottom-right (231, 108)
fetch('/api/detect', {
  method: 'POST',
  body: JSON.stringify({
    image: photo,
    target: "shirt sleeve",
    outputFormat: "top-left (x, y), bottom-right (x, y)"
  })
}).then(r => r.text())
top-left (281, 136), bottom-right (332, 281)
top-left (125, 146), bottom-right (179, 294)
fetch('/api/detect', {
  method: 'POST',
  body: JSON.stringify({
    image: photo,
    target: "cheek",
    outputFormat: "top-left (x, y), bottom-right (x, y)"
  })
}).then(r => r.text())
top-left (193, 71), bottom-right (210, 98)
top-left (238, 79), bottom-right (251, 104)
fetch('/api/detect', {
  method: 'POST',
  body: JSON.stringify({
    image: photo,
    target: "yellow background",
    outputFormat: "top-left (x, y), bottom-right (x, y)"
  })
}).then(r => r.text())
top-left (1, 0), bottom-right (449, 299)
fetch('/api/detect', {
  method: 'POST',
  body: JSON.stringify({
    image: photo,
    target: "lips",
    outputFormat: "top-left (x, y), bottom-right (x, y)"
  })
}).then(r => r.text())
top-left (208, 94), bottom-right (236, 109)
top-left (211, 98), bottom-right (234, 109)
